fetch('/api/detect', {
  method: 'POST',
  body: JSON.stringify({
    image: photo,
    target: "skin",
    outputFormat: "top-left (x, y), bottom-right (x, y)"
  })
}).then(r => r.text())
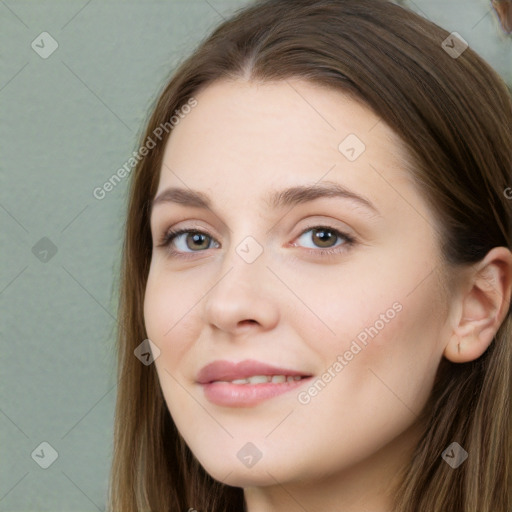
top-left (143, 78), bottom-right (512, 511)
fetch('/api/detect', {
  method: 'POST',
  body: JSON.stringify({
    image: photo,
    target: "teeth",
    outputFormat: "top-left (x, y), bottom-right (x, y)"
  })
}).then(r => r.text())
top-left (247, 375), bottom-right (270, 384)
top-left (218, 374), bottom-right (303, 384)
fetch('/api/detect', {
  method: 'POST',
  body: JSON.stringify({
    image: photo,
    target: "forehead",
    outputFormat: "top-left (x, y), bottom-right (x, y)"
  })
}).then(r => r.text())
top-left (156, 78), bottom-right (416, 214)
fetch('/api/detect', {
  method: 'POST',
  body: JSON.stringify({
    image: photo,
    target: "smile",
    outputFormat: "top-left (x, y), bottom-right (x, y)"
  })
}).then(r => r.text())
top-left (213, 374), bottom-right (303, 384)
top-left (197, 359), bottom-right (313, 407)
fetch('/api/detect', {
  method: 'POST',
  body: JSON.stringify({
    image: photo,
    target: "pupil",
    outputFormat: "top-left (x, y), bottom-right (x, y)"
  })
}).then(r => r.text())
top-left (187, 232), bottom-right (209, 250)
top-left (314, 229), bottom-right (335, 247)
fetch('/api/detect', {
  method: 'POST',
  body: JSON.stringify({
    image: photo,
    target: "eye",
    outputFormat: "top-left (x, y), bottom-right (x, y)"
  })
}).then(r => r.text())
top-left (158, 228), bottom-right (219, 254)
top-left (157, 225), bottom-right (356, 259)
top-left (294, 225), bottom-right (355, 256)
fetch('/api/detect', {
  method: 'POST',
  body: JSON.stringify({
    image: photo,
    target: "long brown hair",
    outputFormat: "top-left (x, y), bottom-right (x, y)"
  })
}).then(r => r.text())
top-left (107, 1), bottom-right (512, 510)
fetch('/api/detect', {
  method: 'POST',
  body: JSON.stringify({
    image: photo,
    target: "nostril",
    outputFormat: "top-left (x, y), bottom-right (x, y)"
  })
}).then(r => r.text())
top-left (240, 319), bottom-right (257, 326)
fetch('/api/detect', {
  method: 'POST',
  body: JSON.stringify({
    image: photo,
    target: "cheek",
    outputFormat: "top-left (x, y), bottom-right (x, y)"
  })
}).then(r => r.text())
top-left (297, 256), bottom-right (447, 415)
top-left (143, 275), bottom-right (169, 346)
top-left (331, 276), bottom-right (446, 416)
top-left (312, 242), bottom-right (447, 359)
top-left (143, 271), bottom-right (202, 422)
top-left (143, 270), bottom-right (201, 365)
top-left (290, 291), bottom-right (445, 470)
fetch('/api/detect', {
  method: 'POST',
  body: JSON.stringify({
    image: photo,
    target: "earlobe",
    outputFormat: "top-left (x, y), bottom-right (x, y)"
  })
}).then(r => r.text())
top-left (444, 319), bottom-right (498, 363)
top-left (443, 247), bottom-right (512, 364)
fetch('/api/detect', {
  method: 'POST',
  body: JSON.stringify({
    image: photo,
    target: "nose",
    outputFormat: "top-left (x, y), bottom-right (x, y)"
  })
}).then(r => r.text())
top-left (202, 242), bottom-right (280, 335)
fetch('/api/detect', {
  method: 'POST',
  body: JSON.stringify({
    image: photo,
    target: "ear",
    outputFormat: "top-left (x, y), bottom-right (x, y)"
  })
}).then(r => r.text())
top-left (444, 247), bottom-right (512, 363)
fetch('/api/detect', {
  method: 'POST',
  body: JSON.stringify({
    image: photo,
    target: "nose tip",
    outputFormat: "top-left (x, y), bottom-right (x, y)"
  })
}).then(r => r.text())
top-left (202, 262), bottom-right (279, 335)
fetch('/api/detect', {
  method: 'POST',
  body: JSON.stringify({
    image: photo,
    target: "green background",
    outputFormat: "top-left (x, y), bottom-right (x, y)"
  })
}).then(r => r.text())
top-left (1, 1), bottom-right (510, 510)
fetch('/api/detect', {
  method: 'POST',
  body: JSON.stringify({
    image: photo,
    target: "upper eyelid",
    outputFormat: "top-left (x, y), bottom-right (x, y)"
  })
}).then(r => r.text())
top-left (150, 196), bottom-right (378, 236)
top-left (155, 215), bottom-right (356, 238)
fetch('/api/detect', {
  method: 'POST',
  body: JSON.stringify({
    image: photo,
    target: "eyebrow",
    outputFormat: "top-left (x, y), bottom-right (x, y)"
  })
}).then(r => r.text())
top-left (151, 181), bottom-right (380, 216)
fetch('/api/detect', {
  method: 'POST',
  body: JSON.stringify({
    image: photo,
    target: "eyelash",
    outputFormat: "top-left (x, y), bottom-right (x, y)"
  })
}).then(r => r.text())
top-left (157, 225), bottom-right (356, 260)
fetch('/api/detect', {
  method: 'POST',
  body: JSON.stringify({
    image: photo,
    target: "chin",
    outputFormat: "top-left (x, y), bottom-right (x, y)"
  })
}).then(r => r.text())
top-left (207, 466), bottom-right (281, 488)
top-left (194, 450), bottom-right (294, 488)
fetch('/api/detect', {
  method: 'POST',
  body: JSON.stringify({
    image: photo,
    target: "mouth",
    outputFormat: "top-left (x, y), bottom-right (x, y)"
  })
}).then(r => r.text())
top-left (196, 359), bottom-right (313, 407)
top-left (212, 374), bottom-right (305, 384)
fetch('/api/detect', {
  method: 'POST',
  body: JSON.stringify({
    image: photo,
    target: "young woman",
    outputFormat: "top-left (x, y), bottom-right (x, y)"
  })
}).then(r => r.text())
top-left (107, 1), bottom-right (512, 510)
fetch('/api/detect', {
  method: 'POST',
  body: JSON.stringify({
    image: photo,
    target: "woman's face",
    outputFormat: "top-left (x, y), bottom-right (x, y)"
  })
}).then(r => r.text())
top-left (144, 79), bottom-right (455, 501)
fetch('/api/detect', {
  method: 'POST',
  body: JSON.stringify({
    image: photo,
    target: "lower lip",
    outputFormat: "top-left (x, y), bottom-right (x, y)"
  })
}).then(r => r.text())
top-left (201, 378), bottom-right (312, 407)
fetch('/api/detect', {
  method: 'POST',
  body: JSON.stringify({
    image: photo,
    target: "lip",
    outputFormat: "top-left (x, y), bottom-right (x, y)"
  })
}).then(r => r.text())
top-left (196, 359), bottom-right (313, 407)
top-left (197, 359), bottom-right (310, 383)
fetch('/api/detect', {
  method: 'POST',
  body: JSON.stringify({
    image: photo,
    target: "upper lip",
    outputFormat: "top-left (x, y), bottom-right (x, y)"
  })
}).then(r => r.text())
top-left (196, 359), bottom-right (311, 384)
